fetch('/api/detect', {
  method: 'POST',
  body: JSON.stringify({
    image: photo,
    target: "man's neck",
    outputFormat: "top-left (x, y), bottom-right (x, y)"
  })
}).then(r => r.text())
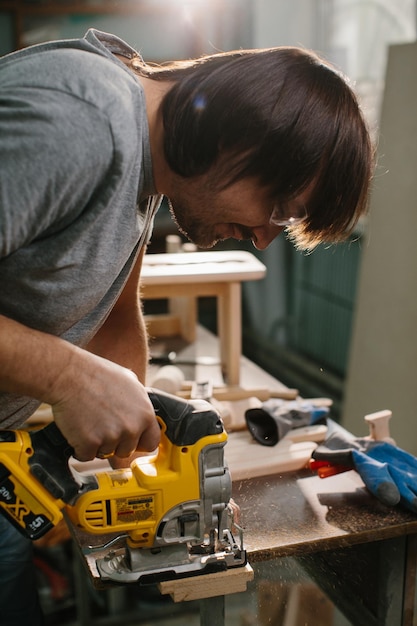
top-left (138, 75), bottom-right (173, 195)
top-left (114, 54), bottom-right (173, 195)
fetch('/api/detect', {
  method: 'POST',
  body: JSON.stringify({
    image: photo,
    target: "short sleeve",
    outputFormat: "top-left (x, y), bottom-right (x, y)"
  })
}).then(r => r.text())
top-left (0, 87), bottom-right (114, 258)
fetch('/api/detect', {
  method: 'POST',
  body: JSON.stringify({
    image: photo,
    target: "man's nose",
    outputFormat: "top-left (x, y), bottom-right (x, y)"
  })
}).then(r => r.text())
top-left (251, 225), bottom-right (284, 250)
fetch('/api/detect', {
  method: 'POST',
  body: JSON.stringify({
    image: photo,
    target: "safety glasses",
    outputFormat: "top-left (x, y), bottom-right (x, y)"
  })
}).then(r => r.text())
top-left (269, 202), bottom-right (308, 227)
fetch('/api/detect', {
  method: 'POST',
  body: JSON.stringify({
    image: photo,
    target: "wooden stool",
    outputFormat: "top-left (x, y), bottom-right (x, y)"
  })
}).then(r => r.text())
top-left (141, 250), bottom-right (266, 385)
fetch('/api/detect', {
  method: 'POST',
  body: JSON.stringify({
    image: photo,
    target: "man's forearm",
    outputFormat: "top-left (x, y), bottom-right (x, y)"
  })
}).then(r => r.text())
top-left (0, 313), bottom-right (82, 402)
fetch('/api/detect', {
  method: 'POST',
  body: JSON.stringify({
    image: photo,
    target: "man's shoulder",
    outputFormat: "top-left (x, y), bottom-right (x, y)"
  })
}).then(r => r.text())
top-left (0, 33), bottom-right (139, 105)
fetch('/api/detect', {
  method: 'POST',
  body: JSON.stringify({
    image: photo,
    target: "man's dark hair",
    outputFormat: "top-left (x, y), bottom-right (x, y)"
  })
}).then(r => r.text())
top-left (132, 47), bottom-right (374, 250)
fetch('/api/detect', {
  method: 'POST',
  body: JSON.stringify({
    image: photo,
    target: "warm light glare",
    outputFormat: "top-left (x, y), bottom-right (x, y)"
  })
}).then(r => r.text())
top-left (144, 0), bottom-right (209, 24)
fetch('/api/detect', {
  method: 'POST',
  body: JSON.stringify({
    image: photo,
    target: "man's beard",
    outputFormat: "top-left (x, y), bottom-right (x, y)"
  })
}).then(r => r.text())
top-left (167, 199), bottom-right (220, 249)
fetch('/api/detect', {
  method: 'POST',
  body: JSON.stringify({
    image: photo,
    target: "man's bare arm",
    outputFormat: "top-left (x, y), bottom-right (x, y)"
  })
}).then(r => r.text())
top-left (87, 247), bottom-right (149, 381)
top-left (0, 291), bottom-right (160, 461)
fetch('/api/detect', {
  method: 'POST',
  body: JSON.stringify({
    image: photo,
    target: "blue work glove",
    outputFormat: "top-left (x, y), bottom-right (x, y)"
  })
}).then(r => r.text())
top-left (312, 432), bottom-right (417, 513)
top-left (245, 399), bottom-right (328, 446)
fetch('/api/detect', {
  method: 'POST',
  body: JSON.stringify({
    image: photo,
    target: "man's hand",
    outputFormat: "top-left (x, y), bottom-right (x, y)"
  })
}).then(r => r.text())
top-left (49, 351), bottom-right (161, 461)
top-left (0, 314), bottom-right (160, 462)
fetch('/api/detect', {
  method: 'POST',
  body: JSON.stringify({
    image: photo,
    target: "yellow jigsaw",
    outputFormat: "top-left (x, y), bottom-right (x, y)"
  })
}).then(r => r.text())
top-left (0, 390), bottom-right (246, 583)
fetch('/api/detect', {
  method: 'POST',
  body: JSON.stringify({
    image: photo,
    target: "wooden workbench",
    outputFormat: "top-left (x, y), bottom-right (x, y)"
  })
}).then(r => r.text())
top-left (71, 460), bottom-right (417, 625)
top-left (234, 467), bottom-right (417, 626)
top-left (235, 447), bottom-right (417, 561)
top-left (69, 327), bottom-right (417, 625)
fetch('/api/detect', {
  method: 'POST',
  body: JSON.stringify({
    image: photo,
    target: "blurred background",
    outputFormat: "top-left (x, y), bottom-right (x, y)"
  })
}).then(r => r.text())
top-left (1, 0), bottom-right (416, 435)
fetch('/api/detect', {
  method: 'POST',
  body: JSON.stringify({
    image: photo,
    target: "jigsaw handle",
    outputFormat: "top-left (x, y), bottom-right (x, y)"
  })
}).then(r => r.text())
top-left (24, 390), bottom-right (221, 502)
top-left (147, 388), bottom-right (224, 445)
top-left (8, 391), bottom-right (221, 516)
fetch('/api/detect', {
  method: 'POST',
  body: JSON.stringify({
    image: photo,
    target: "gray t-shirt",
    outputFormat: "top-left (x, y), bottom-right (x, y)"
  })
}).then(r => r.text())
top-left (0, 29), bottom-right (162, 427)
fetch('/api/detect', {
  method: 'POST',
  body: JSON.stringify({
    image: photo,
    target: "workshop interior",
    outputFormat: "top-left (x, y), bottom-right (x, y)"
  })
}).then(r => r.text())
top-left (1, 1), bottom-right (417, 625)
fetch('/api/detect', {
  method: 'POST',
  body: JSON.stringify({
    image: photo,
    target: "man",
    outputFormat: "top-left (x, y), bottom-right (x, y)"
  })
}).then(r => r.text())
top-left (0, 29), bottom-right (373, 624)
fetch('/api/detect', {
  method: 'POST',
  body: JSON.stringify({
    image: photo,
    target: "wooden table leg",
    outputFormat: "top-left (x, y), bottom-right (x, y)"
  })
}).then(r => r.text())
top-left (217, 282), bottom-right (241, 385)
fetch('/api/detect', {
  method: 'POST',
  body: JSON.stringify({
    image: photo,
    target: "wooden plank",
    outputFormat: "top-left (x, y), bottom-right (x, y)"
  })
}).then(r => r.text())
top-left (158, 563), bottom-right (254, 602)
top-left (225, 428), bottom-right (326, 481)
top-left (176, 386), bottom-right (299, 402)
